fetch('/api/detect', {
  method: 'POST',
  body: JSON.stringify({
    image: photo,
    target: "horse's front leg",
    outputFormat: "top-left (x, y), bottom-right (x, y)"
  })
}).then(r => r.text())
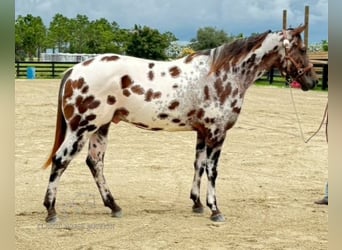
top-left (190, 132), bottom-right (207, 213)
top-left (205, 135), bottom-right (226, 222)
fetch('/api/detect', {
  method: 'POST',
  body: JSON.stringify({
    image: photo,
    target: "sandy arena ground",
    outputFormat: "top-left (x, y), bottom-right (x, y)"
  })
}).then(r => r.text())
top-left (15, 79), bottom-right (328, 249)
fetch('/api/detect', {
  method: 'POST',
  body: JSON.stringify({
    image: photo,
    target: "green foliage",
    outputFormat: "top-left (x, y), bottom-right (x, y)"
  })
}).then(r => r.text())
top-left (15, 14), bottom-right (177, 60)
top-left (68, 14), bottom-right (91, 53)
top-left (321, 40), bottom-right (328, 51)
top-left (126, 25), bottom-right (176, 60)
top-left (47, 14), bottom-right (72, 52)
top-left (189, 27), bottom-right (234, 51)
top-left (15, 14), bottom-right (47, 60)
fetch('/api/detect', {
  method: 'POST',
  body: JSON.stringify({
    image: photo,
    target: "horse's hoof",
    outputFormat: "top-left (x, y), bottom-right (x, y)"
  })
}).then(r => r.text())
top-left (111, 210), bottom-right (122, 218)
top-left (210, 213), bottom-right (225, 222)
top-left (45, 215), bottom-right (58, 223)
top-left (192, 206), bottom-right (204, 214)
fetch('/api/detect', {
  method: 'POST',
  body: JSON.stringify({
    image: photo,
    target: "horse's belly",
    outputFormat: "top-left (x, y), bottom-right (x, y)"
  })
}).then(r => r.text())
top-left (122, 105), bottom-right (193, 132)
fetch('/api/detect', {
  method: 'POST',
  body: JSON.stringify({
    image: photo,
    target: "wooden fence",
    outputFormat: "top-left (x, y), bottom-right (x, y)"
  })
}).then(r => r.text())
top-left (15, 61), bottom-right (78, 79)
top-left (16, 53), bottom-right (328, 90)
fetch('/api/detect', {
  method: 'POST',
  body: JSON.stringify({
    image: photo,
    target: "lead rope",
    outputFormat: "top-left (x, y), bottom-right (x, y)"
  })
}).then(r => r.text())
top-left (289, 86), bottom-right (328, 143)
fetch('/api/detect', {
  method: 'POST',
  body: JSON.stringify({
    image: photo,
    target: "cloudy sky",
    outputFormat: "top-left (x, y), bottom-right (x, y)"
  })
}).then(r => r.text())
top-left (15, 0), bottom-right (328, 44)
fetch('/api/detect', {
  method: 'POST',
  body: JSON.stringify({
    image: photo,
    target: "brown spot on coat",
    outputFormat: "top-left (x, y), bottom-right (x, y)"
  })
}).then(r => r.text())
top-left (184, 54), bottom-right (195, 63)
top-left (168, 100), bottom-right (180, 110)
top-left (152, 91), bottom-right (161, 99)
top-left (89, 100), bottom-right (100, 109)
top-left (214, 78), bottom-right (224, 95)
top-left (101, 55), bottom-right (120, 61)
top-left (172, 84), bottom-right (178, 89)
top-left (233, 107), bottom-right (241, 114)
top-left (158, 113), bottom-right (169, 119)
top-left (81, 85), bottom-right (89, 94)
top-left (172, 118), bottom-right (181, 123)
top-left (86, 114), bottom-right (96, 121)
top-left (197, 109), bottom-right (205, 119)
top-left (149, 63), bottom-right (155, 69)
top-left (225, 121), bottom-right (236, 131)
top-left (148, 71), bottom-right (154, 81)
top-left (121, 75), bottom-right (133, 89)
top-left (145, 89), bottom-right (153, 102)
top-left (78, 96), bottom-right (93, 113)
top-left (79, 119), bottom-right (89, 127)
top-left (70, 115), bottom-right (82, 131)
top-left (187, 110), bottom-right (196, 117)
top-left (123, 89), bottom-right (131, 97)
top-left (219, 83), bottom-right (232, 105)
top-left (71, 78), bottom-right (85, 89)
top-left (112, 108), bottom-right (130, 123)
top-left (82, 58), bottom-right (94, 66)
top-left (131, 85), bottom-right (145, 95)
top-left (204, 85), bottom-right (210, 101)
top-left (107, 95), bottom-right (116, 105)
top-left (64, 80), bottom-right (73, 100)
top-left (75, 96), bottom-right (83, 107)
top-left (145, 89), bottom-right (162, 101)
top-left (231, 100), bottom-right (237, 108)
top-left (64, 105), bottom-right (74, 120)
top-left (169, 66), bottom-right (181, 77)
top-left (232, 87), bottom-right (239, 97)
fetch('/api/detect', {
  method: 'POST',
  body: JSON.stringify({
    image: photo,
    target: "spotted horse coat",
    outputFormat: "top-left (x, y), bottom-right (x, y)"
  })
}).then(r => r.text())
top-left (42, 25), bottom-right (317, 223)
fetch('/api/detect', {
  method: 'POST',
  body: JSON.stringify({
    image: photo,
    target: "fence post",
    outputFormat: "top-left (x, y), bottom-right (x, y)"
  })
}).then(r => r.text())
top-left (52, 62), bottom-right (55, 78)
top-left (268, 68), bottom-right (274, 84)
top-left (322, 64), bottom-right (328, 90)
top-left (16, 62), bottom-right (20, 78)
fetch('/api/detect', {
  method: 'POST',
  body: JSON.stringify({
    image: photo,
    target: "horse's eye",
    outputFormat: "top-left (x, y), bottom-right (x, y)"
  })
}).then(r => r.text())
top-left (300, 47), bottom-right (307, 53)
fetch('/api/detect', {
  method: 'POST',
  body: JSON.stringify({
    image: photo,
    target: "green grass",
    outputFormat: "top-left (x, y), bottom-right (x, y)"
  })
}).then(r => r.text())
top-left (255, 77), bottom-right (327, 92)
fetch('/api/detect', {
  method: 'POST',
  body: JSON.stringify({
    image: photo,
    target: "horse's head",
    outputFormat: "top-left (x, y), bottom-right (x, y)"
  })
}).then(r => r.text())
top-left (280, 25), bottom-right (318, 91)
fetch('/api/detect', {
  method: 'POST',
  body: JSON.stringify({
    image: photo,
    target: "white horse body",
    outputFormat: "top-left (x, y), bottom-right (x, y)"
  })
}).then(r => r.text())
top-left (43, 26), bottom-right (317, 223)
top-left (67, 53), bottom-right (241, 132)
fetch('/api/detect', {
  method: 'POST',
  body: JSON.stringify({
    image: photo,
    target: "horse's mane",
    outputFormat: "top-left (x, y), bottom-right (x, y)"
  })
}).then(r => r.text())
top-left (209, 30), bottom-right (271, 73)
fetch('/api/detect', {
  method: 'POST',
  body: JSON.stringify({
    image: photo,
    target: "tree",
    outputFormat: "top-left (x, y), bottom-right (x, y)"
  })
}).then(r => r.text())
top-left (321, 40), bottom-right (328, 51)
top-left (47, 14), bottom-right (72, 53)
top-left (68, 14), bottom-right (91, 53)
top-left (190, 27), bottom-right (234, 51)
top-left (15, 14), bottom-right (47, 60)
top-left (126, 25), bottom-right (177, 60)
top-left (86, 19), bottom-right (129, 54)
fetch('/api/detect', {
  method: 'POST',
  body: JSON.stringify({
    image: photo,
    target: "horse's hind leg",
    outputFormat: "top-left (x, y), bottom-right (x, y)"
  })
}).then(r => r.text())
top-left (190, 132), bottom-right (206, 213)
top-left (86, 123), bottom-right (122, 217)
top-left (43, 134), bottom-right (88, 223)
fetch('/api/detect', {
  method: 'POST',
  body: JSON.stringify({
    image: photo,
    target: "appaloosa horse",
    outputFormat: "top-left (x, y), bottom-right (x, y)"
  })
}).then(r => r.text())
top-left (42, 25), bottom-right (317, 223)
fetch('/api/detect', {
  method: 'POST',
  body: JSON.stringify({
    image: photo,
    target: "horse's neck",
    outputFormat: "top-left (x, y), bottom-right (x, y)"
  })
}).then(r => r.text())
top-left (222, 33), bottom-right (282, 90)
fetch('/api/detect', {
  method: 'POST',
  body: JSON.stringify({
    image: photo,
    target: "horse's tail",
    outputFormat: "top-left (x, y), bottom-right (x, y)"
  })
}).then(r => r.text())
top-left (42, 69), bottom-right (72, 169)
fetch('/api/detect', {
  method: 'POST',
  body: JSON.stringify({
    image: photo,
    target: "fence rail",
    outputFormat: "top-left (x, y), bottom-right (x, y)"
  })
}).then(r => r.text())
top-left (15, 61), bottom-right (79, 79)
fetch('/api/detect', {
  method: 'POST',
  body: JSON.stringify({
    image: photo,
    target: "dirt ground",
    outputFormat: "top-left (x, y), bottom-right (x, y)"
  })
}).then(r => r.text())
top-left (15, 79), bottom-right (328, 250)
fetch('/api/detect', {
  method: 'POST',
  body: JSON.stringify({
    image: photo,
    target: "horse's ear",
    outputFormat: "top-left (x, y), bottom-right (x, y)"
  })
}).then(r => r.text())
top-left (291, 25), bottom-right (306, 36)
